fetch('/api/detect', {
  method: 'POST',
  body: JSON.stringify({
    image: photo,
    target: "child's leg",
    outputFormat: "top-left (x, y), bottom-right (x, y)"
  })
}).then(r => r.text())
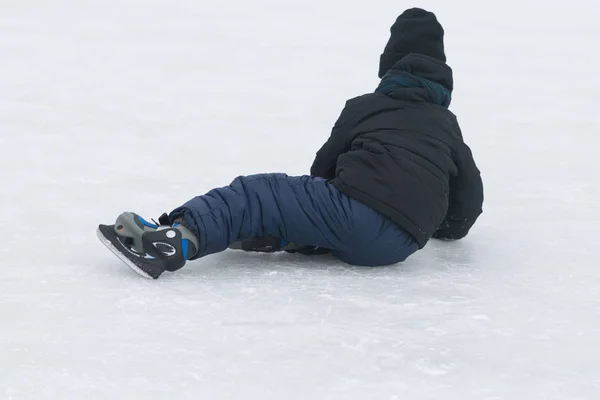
top-left (331, 220), bottom-right (418, 266)
top-left (169, 173), bottom-right (418, 265)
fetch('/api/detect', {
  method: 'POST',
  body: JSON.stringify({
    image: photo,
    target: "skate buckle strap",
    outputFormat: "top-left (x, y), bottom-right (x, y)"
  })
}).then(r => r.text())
top-left (158, 213), bottom-right (171, 226)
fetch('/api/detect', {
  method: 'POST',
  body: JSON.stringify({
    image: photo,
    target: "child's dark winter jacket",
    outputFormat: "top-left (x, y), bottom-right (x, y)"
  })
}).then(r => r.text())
top-left (310, 52), bottom-right (483, 248)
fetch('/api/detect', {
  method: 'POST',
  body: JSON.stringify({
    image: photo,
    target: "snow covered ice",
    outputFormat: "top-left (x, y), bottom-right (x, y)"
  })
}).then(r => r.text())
top-left (1, 0), bottom-right (600, 399)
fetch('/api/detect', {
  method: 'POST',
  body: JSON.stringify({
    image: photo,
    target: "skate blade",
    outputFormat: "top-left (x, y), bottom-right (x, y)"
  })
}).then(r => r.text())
top-left (96, 226), bottom-right (154, 280)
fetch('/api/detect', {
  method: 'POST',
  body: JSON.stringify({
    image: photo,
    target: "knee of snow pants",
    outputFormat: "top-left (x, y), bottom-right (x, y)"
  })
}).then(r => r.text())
top-left (169, 173), bottom-right (418, 266)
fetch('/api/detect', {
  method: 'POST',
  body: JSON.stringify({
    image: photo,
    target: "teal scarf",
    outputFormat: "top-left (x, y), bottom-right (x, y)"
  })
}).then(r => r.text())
top-left (375, 70), bottom-right (451, 107)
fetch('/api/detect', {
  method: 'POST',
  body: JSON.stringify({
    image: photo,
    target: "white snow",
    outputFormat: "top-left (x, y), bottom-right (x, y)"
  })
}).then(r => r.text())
top-left (1, 0), bottom-right (600, 399)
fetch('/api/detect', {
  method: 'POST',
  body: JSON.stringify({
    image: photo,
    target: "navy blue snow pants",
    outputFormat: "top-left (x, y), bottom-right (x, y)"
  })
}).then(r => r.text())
top-left (169, 174), bottom-right (418, 266)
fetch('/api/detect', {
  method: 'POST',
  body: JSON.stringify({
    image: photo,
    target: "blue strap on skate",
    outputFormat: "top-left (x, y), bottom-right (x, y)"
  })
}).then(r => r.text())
top-left (138, 216), bottom-right (159, 229)
top-left (182, 239), bottom-right (189, 260)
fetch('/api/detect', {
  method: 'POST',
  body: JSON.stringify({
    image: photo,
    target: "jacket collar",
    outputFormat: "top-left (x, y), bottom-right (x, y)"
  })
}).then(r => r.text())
top-left (388, 53), bottom-right (453, 92)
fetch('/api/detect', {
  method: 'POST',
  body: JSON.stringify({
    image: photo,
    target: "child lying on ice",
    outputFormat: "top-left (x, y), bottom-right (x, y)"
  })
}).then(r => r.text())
top-left (97, 8), bottom-right (484, 279)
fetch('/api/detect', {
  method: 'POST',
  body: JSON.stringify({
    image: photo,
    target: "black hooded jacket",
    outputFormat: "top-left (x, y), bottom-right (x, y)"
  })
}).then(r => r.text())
top-left (310, 53), bottom-right (483, 248)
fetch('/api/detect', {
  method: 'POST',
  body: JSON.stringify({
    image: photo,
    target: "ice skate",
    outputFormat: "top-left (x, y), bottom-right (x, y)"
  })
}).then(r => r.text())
top-left (229, 237), bottom-right (330, 255)
top-left (97, 212), bottom-right (199, 279)
top-left (229, 236), bottom-right (291, 252)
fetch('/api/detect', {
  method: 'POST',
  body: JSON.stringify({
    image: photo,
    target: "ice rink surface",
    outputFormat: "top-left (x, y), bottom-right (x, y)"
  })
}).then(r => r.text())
top-left (1, 1), bottom-right (599, 399)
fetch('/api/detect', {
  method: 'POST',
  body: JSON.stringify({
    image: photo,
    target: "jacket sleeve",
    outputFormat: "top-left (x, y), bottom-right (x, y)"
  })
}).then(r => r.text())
top-left (310, 103), bottom-right (354, 180)
top-left (432, 142), bottom-right (484, 240)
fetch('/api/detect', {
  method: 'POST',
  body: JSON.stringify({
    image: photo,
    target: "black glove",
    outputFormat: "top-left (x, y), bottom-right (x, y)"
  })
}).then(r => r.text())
top-left (432, 216), bottom-right (473, 241)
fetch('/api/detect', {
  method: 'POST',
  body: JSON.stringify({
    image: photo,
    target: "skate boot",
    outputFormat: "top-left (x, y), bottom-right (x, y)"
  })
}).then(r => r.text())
top-left (229, 237), bottom-right (330, 255)
top-left (97, 212), bottom-right (199, 279)
top-left (229, 236), bottom-right (290, 252)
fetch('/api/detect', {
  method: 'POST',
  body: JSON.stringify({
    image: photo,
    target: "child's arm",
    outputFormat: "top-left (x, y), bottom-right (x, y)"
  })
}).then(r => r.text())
top-left (433, 142), bottom-right (484, 240)
top-left (310, 103), bottom-right (354, 179)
